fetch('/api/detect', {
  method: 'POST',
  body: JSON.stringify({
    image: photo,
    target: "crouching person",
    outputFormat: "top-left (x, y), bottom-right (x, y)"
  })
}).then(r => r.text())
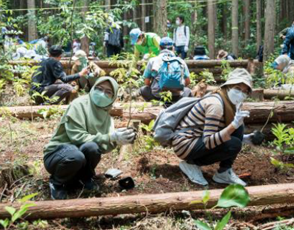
top-left (71, 50), bottom-right (106, 92)
top-left (43, 77), bottom-right (136, 199)
top-left (30, 45), bottom-right (88, 105)
top-left (140, 37), bottom-right (192, 105)
top-left (173, 68), bottom-right (253, 186)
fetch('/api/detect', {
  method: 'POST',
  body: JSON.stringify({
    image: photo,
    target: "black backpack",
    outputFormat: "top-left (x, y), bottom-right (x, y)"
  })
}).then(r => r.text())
top-left (194, 46), bottom-right (206, 56)
top-left (108, 27), bottom-right (122, 48)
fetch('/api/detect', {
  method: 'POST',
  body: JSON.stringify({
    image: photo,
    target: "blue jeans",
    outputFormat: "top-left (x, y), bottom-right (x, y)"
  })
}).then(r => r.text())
top-left (44, 142), bottom-right (101, 186)
top-left (186, 126), bottom-right (244, 171)
top-left (175, 45), bottom-right (187, 59)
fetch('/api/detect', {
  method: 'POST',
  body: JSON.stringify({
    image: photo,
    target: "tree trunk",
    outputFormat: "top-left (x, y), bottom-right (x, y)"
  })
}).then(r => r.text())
top-left (207, 0), bottom-right (215, 59)
top-left (191, 0), bottom-right (198, 35)
top-left (105, 0), bottom-right (111, 11)
top-left (244, 0), bottom-right (250, 44)
top-left (141, 0), bottom-right (146, 32)
top-left (232, 0), bottom-right (239, 56)
top-left (256, 0), bottom-right (262, 51)
top-left (27, 0), bottom-right (37, 41)
top-left (153, 0), bottom-right (167, 37)
top-left (221, 2), bottom-right (228, 40)
top-left (0, 183), bottom-right (294, 220)
top-left (81, 0), bottom-right (89, 55)
top-left (263, 0), bottom-right (276, 61)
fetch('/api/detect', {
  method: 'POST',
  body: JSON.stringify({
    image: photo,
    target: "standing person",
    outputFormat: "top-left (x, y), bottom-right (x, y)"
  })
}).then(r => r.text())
top-left (43, 77), bottom-right (136, 199)
top-left (30, 45), bottom-right (88, 105)
top-left (173, 16), bottom-right (190, 59)
top-left (104, 23), bottom-right (124, 57)
top-left (139, 37), bottom-right (191, 105)
top-left (129, 28), bottom-right (160, 60)
top-left (282, 21), bottom-right (294, 60)
top-left (72, 39), bottom-right (81, 54)
top-left (166, 20), bottom-right (172, 38)
top-left (173, 68), bottom-right (253, 186)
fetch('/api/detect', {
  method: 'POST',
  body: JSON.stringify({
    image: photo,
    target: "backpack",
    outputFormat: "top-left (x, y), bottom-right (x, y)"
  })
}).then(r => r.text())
top-left (153, 95), bottom-right (220, 147)
top-left (174, 26), bottom-right (188, 38)
top-left (158, 55), bottom-right (185, 90)
top-left (108, 28), bottom-right (122, 48)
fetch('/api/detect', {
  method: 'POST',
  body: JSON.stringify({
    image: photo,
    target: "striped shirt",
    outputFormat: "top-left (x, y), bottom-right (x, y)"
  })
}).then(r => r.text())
top-left (172, 94), bottom-right (231, 159)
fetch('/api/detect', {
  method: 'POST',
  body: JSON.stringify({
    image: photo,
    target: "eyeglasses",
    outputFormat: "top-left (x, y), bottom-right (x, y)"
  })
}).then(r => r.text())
top-left (95, 86), bottom-right (114, 98)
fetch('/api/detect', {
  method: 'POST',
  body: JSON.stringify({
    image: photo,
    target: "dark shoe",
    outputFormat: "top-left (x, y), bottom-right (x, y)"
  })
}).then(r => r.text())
top-left (80, 178), bottom-right (99, 191)
top-left (49, 182), bottom-right (68, 200)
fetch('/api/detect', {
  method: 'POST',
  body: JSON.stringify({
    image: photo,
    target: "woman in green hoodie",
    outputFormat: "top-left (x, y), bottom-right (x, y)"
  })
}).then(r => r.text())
top-left (44, 77), bottom-right (136, 200)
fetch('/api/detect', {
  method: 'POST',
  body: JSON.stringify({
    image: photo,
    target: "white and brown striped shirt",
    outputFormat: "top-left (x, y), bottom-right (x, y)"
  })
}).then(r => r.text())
top-left (172, 94), bottom-right (231, 159)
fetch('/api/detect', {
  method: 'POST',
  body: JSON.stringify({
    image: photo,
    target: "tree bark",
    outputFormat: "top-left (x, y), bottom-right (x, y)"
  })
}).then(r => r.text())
top-left (207, 0), bottom-right (215, 59)
top-left (244, 0), bottom-right (250, 43)
top-left (105, 0), bottom-right (111, 11)
top-left (81, 0), bottom-right (89, 55)
top-left (232, 0), bottom-right (239, 56)
top-left (141, 0), bottom-right (146, 32)
top-left (256, 0), bottom-right (262, 51)
top-left (27, 0), bottom-right (37, 41)
top-left (263, 0), bottom-right (276, 61)
top-left (153, 0), bottom-right (167, 37)
top-left (0, 183), bottom-right (294, 220)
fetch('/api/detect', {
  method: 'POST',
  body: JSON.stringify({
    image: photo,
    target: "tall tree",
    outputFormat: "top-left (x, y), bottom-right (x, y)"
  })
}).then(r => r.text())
top-left (244, 0), bottom-right (250, 43)
top-left (256, 0), bottom-right (262, 51)
top-left (153, 0), bottom-right (167, 37)
top-left (232, 0), bottom-right (238, 56)
top-left (141, 0), bottom-right (146, 31)
top-left (207, 0), bottom-right (215, 58)
top-left (105, 0), bottom-right (111, 11)
top-left (263, 0), bottom-right (276, 61)
top-left (27, 0), bottom-right (37, 41)
top-left (81, 0), bottom-right (89, 55)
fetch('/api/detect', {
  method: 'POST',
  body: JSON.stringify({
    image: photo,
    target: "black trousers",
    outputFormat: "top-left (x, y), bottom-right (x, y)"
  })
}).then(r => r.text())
top-left (175, 45), bottom-right (187, 59)
top-left (106, 44), bottom-right (121, 57)
top-left (34, 83), bottom-right (73, 105)
top-left (186, 126), bottom-right (244, 171)
top-left (44, 142), bottom-right (101, 186)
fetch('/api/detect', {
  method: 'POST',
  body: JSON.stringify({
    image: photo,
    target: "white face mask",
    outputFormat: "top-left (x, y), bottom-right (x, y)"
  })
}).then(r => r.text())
top-left (227, 88), bottom-right (247, 105)
top-left (176, 20), bottom-right (181, 26)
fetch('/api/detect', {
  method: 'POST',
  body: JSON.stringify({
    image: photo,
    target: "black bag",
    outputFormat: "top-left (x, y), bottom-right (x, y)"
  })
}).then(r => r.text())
top-left (108, 27), bottom-right (122, 48)
top-left (256, 45), bottom-right (263, 62)
top-left (194, 46), bottom-right (206, 56)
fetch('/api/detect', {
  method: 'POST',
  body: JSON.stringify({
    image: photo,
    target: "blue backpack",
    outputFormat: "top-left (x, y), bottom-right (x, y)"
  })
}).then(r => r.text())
top-left (158, 55), bottom-right (185, 90)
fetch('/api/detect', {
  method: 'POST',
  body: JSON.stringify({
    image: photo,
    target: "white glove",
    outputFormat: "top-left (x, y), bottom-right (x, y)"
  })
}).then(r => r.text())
top-left (231, 105), bottom-right (250, 129)
top-left (184, 46), bottom-right (188, 52)
top-left (143, 53), bottom-right (150, 60)
top-left (110, 128), bottom-right (136, 145)
top-left (243, 133), bottom-right (254, 145)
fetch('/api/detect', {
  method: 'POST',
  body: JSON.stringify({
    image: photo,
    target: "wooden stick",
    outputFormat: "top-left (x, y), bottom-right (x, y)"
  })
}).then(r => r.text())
top-left (0, 183), bottom-right (293, 220)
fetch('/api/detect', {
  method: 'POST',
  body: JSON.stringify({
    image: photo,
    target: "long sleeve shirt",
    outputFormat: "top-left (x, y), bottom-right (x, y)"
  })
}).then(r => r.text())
top-left (172, 95), bottom-right (231, 159)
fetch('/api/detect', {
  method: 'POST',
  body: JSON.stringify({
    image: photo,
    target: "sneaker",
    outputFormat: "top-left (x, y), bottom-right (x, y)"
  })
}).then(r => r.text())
top-left (80, 178), bottom-right (99, 191)
top-left (179, 161), bottom-right (208, 186)
top-left (213, 168), bottom-right (247, 186)
top-left (49, 182), bottom-right (68, 200)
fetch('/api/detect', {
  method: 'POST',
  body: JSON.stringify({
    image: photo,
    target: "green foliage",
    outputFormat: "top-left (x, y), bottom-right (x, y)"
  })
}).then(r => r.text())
top-left (37, 105), bottom-right (64, 119)
top-left (193, 184), bottom-right (249, 230)
top-left (220, 60), bottom-right (232, 81)
top-left (270, 157), bottom-right (294, 171)
top-left (272, 123), bottom-right (294, 152)
top-left (139, 120), bottom-right (158, 152)
top-left (0, 193), bottom-right (38, 230)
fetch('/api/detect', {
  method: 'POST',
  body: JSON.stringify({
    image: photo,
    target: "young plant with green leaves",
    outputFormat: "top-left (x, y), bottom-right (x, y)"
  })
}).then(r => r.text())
top-left (193, 184), bottom-right (250, 230)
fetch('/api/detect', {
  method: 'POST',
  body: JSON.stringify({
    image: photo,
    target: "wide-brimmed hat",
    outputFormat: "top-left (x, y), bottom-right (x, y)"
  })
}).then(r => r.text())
top-left (217, 50), bottom-right (228, 59)
top-left (220, 68), bottom-right (253, 92)
top-left (72, 50), bottom-right (87, 61)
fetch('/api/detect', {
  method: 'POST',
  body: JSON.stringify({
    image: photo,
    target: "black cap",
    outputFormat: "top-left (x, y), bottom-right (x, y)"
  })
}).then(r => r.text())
top-left (48, 45), bottom-right (63, 57)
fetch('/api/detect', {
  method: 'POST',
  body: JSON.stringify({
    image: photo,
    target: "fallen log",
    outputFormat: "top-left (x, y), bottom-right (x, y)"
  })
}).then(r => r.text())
top-left (0, 183), bottom-right (293, 220)
top-left (1, 101), bottom-right (294, 124)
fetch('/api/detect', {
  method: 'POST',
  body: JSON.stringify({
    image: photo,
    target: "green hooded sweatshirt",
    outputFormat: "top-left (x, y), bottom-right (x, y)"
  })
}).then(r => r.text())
top-left (44, 77), bottom-right (118, 157)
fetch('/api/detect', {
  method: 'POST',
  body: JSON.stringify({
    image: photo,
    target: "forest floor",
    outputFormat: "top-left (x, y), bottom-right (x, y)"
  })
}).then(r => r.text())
top-left (1, 115), bottom-right (294, 229)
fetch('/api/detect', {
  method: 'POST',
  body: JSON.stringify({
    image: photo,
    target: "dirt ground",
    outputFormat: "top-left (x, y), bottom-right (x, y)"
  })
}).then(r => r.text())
top-left (1, 114), bottom-right (294, 229)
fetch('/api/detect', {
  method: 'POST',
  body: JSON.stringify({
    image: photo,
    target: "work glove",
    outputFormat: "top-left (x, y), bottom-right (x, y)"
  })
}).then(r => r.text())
top-left (184, 46), bottom-right (189, 52)
top-left (110, 128), bottom-right (136, 145)
top-left (243, 133), bottom-right (254, 145)
top-left (143, 53), bottom-right (150, 60)
top-left (231, 104), bottom-right (250, 129)
top-left (85, 72), bottom-right (95, 79)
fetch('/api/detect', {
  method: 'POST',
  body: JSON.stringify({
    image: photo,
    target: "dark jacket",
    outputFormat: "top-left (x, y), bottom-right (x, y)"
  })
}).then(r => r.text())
top-left (30, 58), bottom-right (80, 93)
top-left (282, 25), bottom-right (294, 59)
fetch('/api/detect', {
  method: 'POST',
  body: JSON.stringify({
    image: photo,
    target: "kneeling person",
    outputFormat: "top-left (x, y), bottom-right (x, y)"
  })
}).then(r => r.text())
top-left (173, 68), bottom-right (253, 186)
top-left (30, 45), bottom-right (88, 105)
top-left (140, 37), bottom-right (191, 104)
top-left (43, 77), bottom-right (136, 199)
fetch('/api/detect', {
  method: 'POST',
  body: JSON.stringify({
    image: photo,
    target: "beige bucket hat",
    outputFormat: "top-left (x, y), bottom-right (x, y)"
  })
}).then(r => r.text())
top-left (72, 50), bottom-right (87, 61)
top-left (220, 68), bottom-right (253, 92)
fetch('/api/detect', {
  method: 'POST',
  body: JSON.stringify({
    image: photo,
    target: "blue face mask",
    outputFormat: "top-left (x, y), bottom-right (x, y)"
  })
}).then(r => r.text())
top-left (90, 89), bottom-right (113, 107)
